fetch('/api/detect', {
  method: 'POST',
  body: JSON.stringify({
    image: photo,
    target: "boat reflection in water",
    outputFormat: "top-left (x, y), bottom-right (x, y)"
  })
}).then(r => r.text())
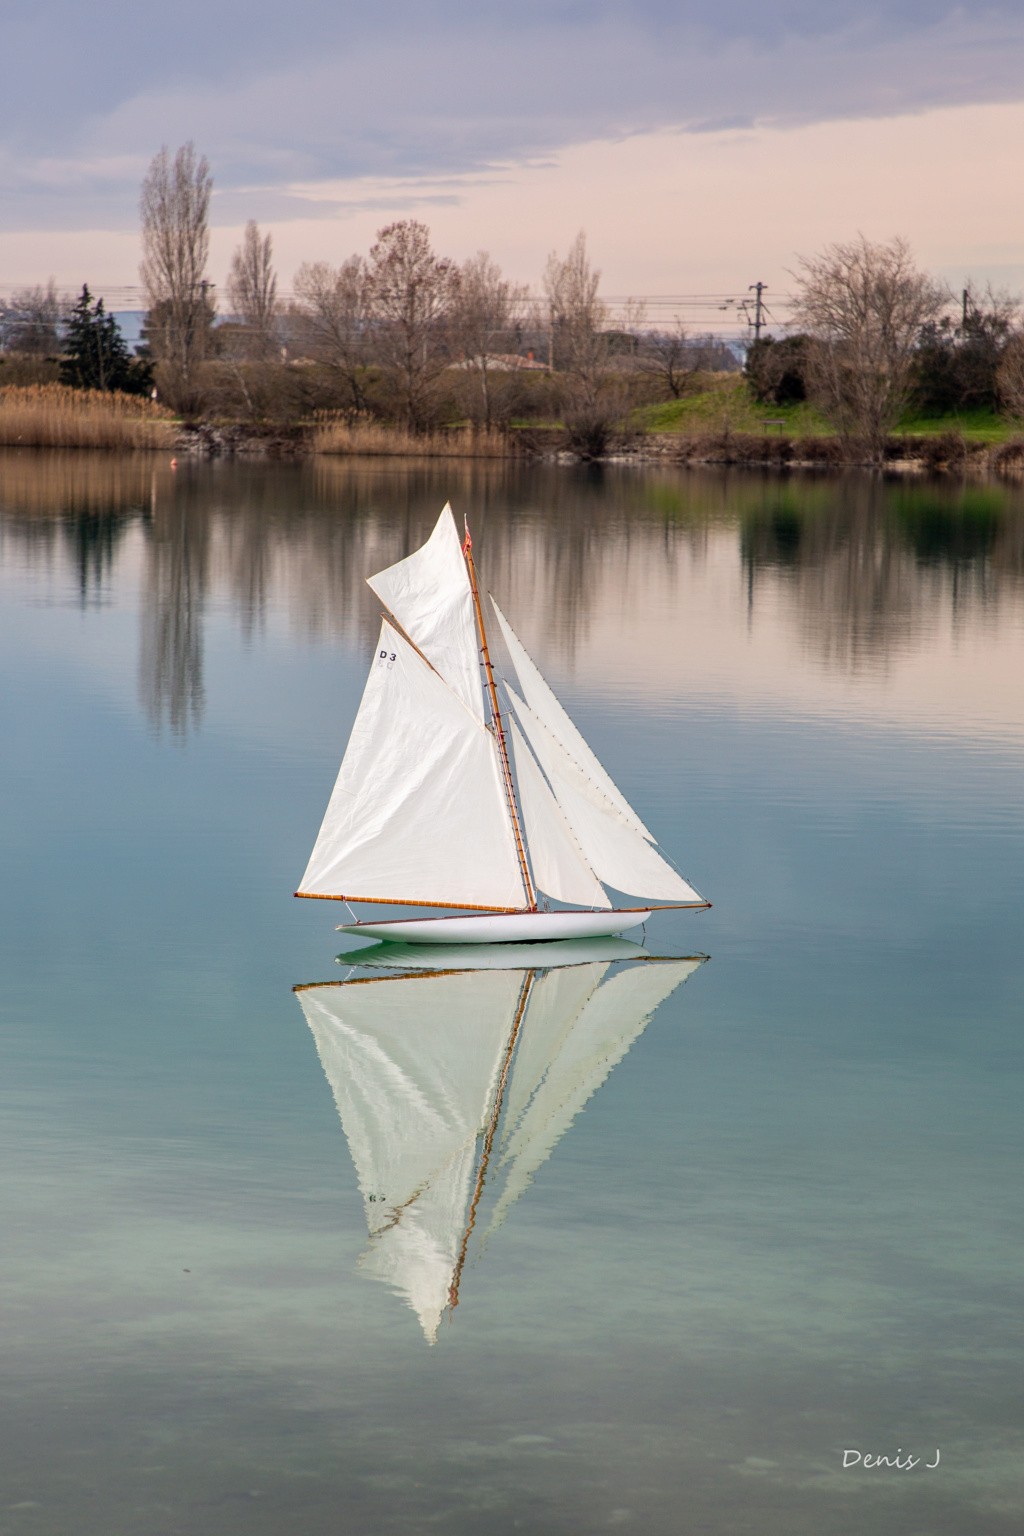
top-left (294, 939), bottom-right (706, 1343)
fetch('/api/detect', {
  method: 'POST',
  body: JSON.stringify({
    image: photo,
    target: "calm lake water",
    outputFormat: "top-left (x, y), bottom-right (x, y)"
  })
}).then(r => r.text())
top-left (1, 451), bottom-right (1022, 1535)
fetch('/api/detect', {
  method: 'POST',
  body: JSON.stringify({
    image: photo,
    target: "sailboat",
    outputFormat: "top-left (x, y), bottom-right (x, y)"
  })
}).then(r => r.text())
top-left (294, 944), bottom-right (704, 1343)
top-left (295, 504), bottom-right (709, 944)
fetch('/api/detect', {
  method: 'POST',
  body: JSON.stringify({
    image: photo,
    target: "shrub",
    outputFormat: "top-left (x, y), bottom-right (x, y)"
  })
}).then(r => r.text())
top-left (745, 335), bottom-right (812, 404)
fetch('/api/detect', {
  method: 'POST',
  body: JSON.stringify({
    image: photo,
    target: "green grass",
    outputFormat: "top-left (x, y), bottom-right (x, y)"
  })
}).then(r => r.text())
top-left (634, 376), bottom-right (833, 436)
top-left (634, 376), bottom-right (1020, 442)
top-left (893, 406), bottom-right (1012, 443)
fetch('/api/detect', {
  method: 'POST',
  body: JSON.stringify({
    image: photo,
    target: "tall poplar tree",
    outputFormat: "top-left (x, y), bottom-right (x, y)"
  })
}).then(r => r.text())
top-left (139, 142), bottom-right (214, 409)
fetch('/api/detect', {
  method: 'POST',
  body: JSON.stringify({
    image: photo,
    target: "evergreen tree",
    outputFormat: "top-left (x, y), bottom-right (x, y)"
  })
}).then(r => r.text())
top-left (60, 285), bottom-right (152, 394)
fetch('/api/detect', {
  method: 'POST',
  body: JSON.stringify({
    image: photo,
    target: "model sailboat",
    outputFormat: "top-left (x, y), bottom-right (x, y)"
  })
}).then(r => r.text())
top-left (295, 947), bottom-right (704, 1342)
top-left (295, 505), bottom-right (709, 944)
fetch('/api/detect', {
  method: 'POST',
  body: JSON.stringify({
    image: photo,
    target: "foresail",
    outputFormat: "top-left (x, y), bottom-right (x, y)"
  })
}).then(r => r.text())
top-left (489, 960), bottom-right (702, 1230)
top-left (296, 970), bottom-right (524, 1343)
top-left (367, 504), bottom-right (484, 720)
top-left (507, 685), bottom-right (704, 904)
top-left (509, 719), bottom-right (610, 910)
top-left (491, 598), bottom-right (655, 841)
top-left (298, 621), bottom-right (526, 908)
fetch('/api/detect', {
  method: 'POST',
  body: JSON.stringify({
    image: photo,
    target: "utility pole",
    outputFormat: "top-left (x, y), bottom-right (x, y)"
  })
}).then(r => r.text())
top-left (962, 288), bottom-right (969, 329)
top-left (749, 282), bottom-right (767, 341)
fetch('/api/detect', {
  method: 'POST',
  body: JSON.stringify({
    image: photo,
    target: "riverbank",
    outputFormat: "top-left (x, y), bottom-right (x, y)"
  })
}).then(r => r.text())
top-left (170, 420), bottom-right (1024, 474)
top-left (4, 382), bottom-right (1022, 473)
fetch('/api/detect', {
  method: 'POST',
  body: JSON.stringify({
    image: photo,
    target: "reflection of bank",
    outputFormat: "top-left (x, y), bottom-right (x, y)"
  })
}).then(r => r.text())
top-left (295, 943), bottom-right (705, 1343)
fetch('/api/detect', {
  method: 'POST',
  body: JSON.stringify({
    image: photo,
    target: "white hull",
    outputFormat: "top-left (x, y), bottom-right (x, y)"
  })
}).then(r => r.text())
top-left (339, 936), bottom-right (661, 969)
top-left (335, 908), bottom-right (654, 945)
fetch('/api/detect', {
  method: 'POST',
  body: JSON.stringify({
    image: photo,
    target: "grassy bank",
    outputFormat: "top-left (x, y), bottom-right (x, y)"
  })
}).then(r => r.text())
top-left (3, 374), bottom-right (1020, 467)
top-left (0, 385), bottom-right (175, 449)
top-left (634, 375), bottom-right (1019, 444)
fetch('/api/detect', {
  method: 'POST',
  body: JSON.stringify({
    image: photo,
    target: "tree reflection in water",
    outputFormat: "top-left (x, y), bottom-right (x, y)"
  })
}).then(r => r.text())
top-left (1, 452), bottom-right (1022, 737)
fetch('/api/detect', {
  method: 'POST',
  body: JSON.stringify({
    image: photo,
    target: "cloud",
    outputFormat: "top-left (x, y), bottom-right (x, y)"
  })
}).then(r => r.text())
top-left (1, 2), bottom-right (1024, 232)
top-left (4, 99), bottom-right (1024, 304)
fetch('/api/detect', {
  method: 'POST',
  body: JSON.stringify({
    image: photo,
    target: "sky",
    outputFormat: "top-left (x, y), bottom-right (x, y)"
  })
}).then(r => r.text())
top-left (2, 1), bottom-right (1024, 321)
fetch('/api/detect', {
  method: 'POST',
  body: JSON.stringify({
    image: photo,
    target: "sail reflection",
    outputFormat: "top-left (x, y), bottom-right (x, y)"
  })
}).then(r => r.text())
top-left (295, 945), bottom-right (705, 1343)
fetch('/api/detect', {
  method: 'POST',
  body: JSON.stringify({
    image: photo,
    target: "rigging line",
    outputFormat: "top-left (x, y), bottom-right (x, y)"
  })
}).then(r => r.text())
top-left (447, 967), bottom-right (536, 1320)
top-left (462, 519), bottom-right (537, 912)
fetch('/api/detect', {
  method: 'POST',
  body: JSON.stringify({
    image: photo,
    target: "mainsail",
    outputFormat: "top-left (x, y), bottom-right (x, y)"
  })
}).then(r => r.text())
top-left (295, 953), bottom-right (703, 1342)
top-left (297, 618), bottom-right (524, 908)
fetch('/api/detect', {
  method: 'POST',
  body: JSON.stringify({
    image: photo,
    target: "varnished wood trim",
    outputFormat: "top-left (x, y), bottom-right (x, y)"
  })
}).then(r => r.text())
top-left (294, 892), bottom-right (521, 911)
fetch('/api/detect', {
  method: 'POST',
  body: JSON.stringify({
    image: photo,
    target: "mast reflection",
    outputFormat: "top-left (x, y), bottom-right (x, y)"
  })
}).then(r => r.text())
top-left (294, 940), bottom-right (706, 1343)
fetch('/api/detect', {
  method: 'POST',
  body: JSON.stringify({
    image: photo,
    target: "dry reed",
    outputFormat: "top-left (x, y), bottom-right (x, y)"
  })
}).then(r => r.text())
top-left (312, 418), bottom-right (516, 457)
top-left (0, 384), bottom-right (176, 450)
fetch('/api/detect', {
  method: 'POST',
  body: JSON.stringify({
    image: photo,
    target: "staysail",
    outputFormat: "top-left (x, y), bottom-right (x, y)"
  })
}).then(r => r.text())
top-left (508, 719), bottom-right (609, 910)
top-left (367, 504), bottom-right (484, 720)
top-left (506, 684), bottom-right (704, 903)
top-left (491, 598), bottom-right (655, 841)
top-left (297, 969), bottom-right (524, 1343)
top-left (297, 619), bottom-right (525, 908)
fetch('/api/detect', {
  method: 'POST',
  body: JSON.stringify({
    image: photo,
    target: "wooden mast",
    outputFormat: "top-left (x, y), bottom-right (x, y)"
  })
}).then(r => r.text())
top-left (462, 519), bottom-right (536, 912)
top-left (448, 967), bottom-right (536, 1317)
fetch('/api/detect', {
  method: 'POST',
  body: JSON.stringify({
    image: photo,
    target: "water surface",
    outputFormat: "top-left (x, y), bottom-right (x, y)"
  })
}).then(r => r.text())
top-left (1, 452), bottom-right (1022, 1535)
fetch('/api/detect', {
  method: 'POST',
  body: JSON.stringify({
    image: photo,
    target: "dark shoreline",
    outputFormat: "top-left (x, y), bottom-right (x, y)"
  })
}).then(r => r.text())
top-left (172, 421), bottom-right (1024, 475)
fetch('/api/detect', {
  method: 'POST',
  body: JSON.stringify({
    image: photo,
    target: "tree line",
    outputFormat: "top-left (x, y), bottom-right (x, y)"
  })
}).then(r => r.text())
top-left (3, 141), bottom-right (1024, 462)
top-left (747, 238), bottom-right (1024, 459)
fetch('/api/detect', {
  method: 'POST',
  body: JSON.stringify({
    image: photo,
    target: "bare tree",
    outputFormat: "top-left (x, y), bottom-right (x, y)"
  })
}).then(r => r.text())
top-left (996, 332), bottom-right (1024, 421)
top-left (291, 256), bottom-right (372, 415)
top-left (636, 320), bottom-right (720, 398)
top-left (791, 235), bottom-right (946, 462)
top-left (140, 142), bottom-right (214, 407)
top-left (542, 232), bottom-right (631, 457)
top-left (227, 220), bottom-right (278, 359)
top-left (0, 280), bottom-right (65, 355)
top-left (452, 251), bottom-right (527, 427)
top-left (366, 221), bottom-right (460, 429)
top-left (543, 231), bottom-right (610, 402)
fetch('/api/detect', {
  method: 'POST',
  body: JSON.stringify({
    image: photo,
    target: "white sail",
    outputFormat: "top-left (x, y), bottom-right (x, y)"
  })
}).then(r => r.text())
top-left (296, 970), bottom-right (524, 1342)
top-left (507, 684), bottom-right (704, 903)
top-left (367, 504), bottom-right (484, 720)
top-left (489, 960), bottom-right (702, 1229)
top-left (497, 961), bottom-right (611, 1136)
top-left (491, 597), bottom-right (655, 841)
top-left (509, 719), bottom-right (610, 910)
top-left (298, 620), bottom-right (526, 908)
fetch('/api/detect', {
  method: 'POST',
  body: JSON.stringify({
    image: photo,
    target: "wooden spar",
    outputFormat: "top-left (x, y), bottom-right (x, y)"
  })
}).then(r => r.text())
top-left (448, 967), bottom-right (536, 1318)
top-left (293, 892), bottom-right (521, 911)
top-left (462, 520), bottom-right (537, 912)
top-left (294, 893), bottom-right (710, 912)
top-left (293, 970), bottom-right (483, 991)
